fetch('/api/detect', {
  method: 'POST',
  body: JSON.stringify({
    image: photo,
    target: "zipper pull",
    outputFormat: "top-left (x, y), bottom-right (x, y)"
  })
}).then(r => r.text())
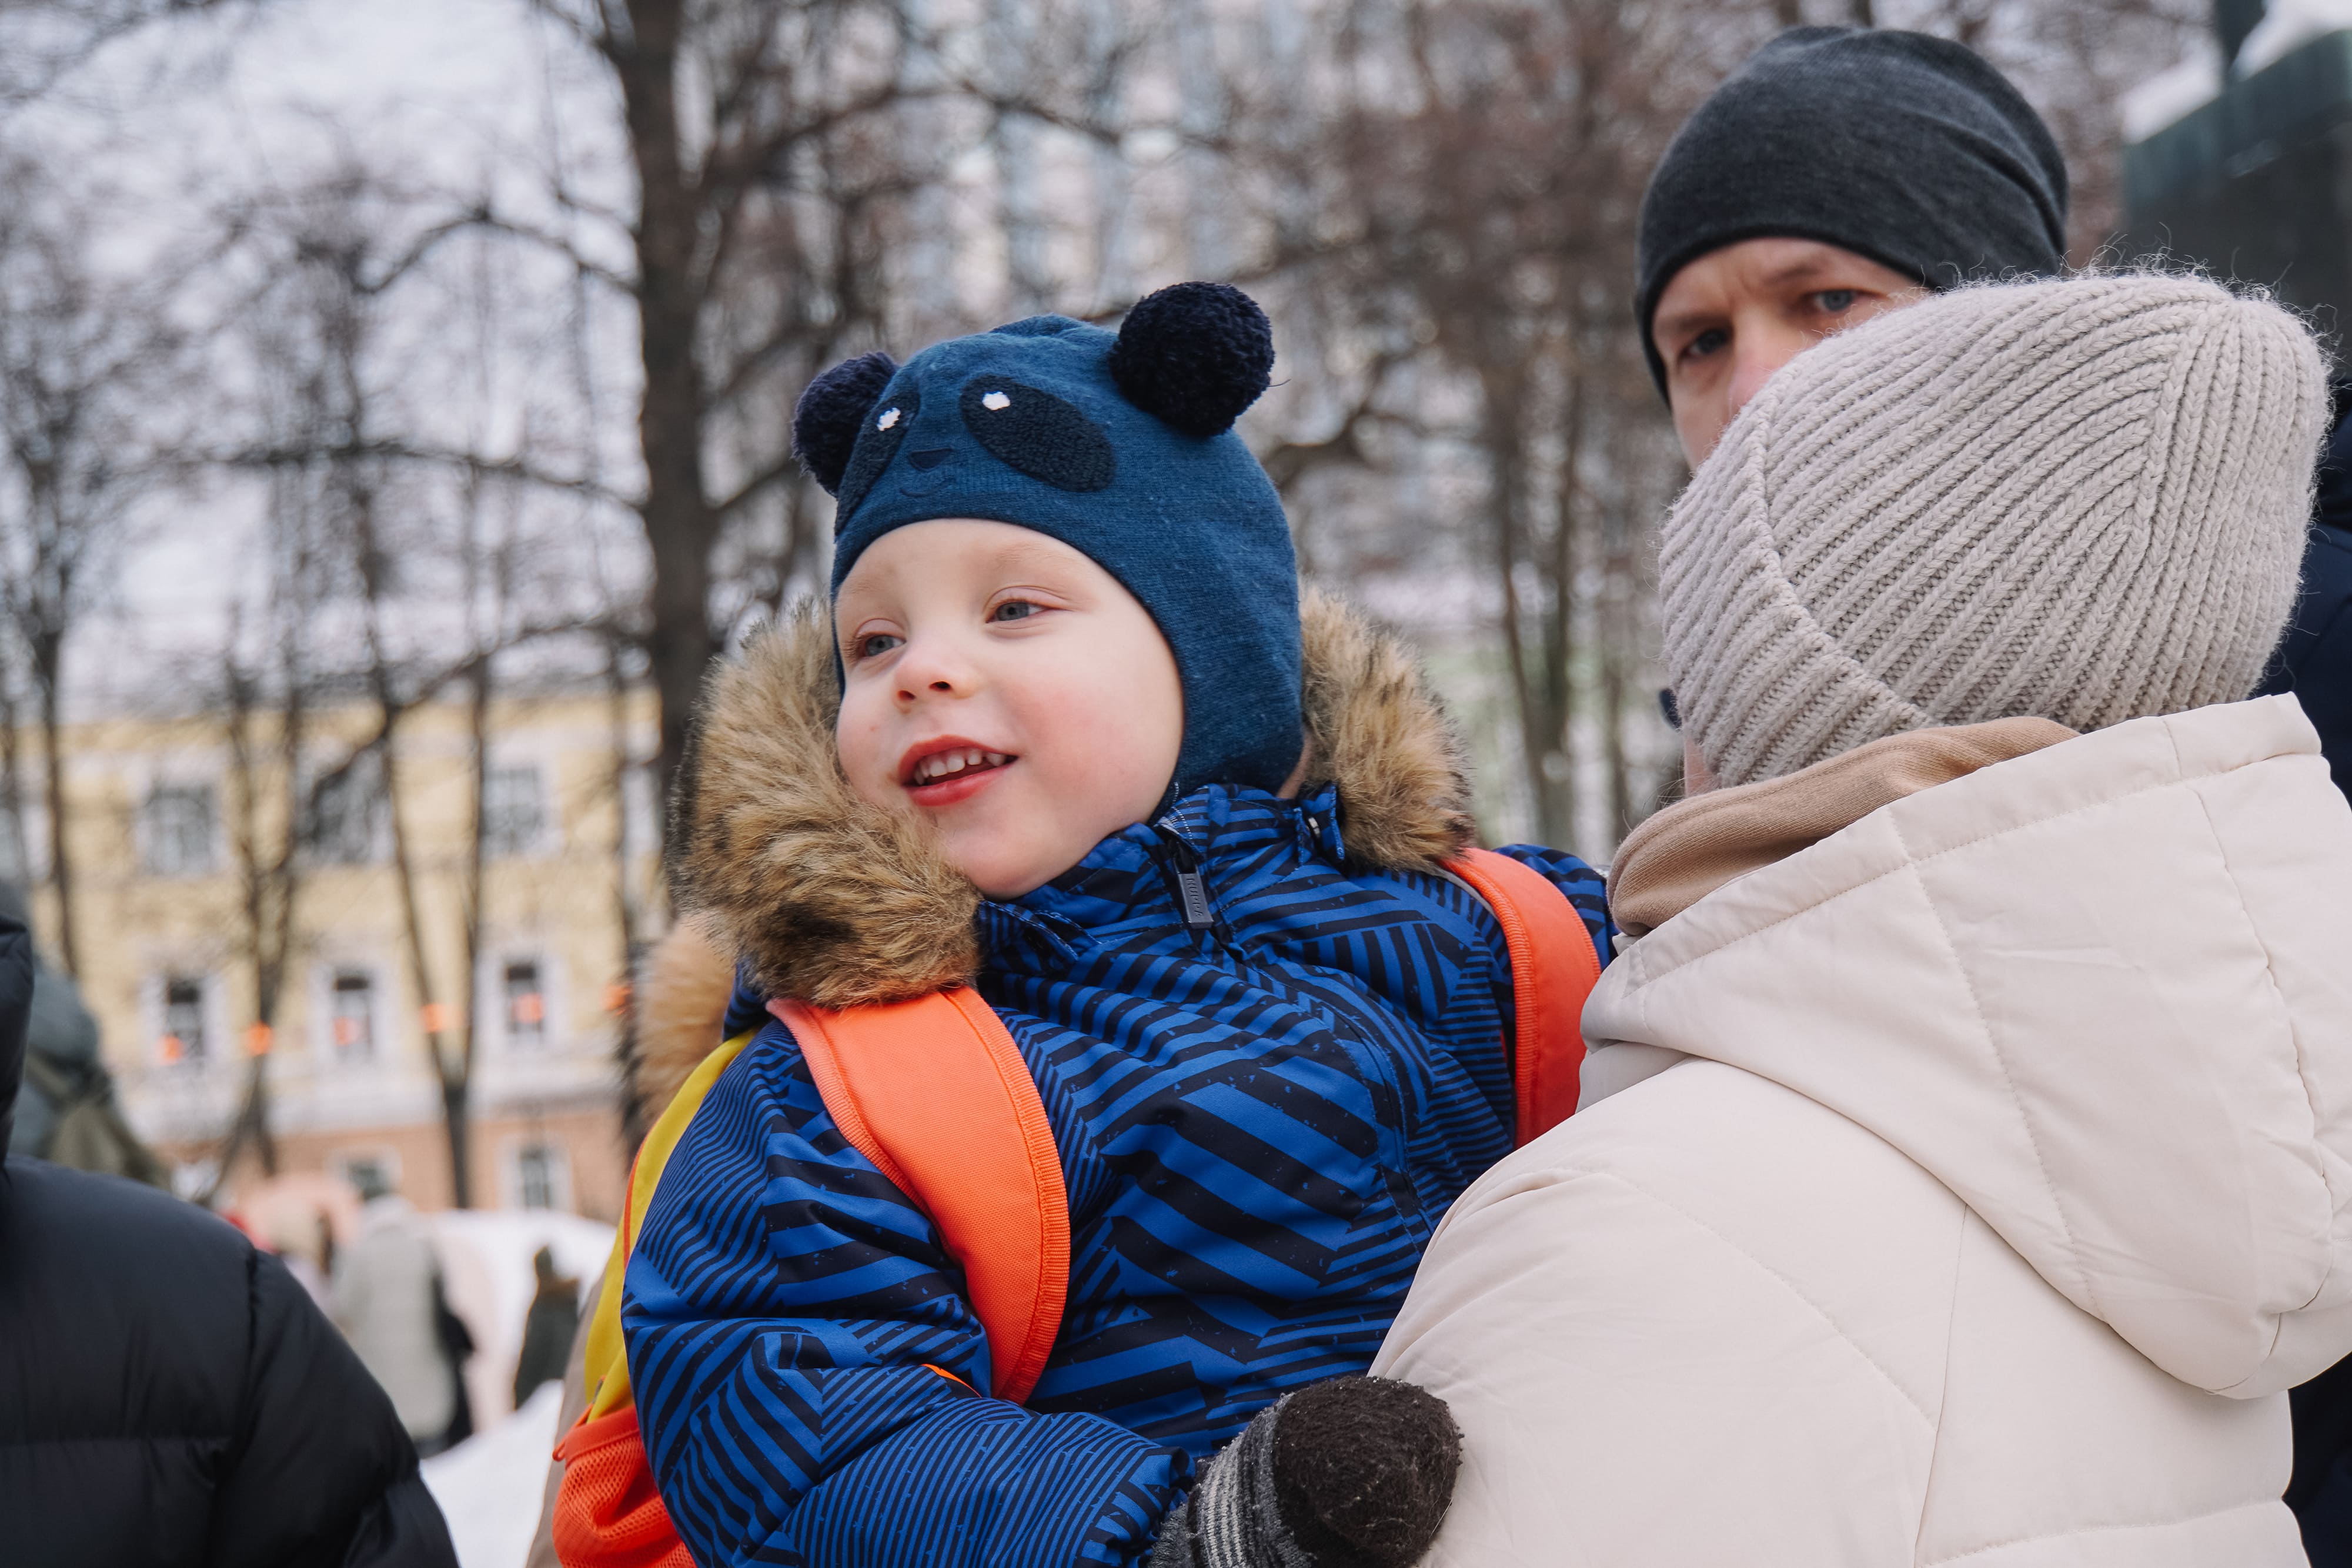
top-left (1175, 870), bottom-right (1214, 931)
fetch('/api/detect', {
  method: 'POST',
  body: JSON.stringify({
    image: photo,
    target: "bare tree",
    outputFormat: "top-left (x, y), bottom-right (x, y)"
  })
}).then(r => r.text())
top-left (0, 162), bottom-right (177, 974)
top-left (513, 0), bottom-right (953, 805)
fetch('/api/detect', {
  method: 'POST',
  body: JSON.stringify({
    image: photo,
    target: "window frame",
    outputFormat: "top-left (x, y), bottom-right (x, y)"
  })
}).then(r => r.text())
top-left (140, 781), bottom-right (219, 878)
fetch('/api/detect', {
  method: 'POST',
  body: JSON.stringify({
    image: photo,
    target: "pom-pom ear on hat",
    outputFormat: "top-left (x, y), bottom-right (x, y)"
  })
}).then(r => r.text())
top-left (1109, 282), bottom-right (1275, 437)
top-left (793, 350), bottom-right (898, 494)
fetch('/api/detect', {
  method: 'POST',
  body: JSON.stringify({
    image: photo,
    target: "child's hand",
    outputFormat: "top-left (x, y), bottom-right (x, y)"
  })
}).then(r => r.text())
top-left (1149, 1377), bottom-right (1461, 1568)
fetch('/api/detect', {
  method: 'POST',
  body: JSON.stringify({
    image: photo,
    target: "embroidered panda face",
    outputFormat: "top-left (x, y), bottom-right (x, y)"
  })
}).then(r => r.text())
top-left (791, 283), bottom-right (1274, 526)
top-left (957, 380), bottom-right (1116, 492)
top-left (834, 387), bottom-right (919, 517)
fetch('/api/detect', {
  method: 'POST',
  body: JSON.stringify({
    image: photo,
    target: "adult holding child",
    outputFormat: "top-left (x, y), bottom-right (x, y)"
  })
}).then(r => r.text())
top-left (1372, 272), bottom-right (2352, 1563)
top-left (1638, 31), bottom-right (2352, 1553)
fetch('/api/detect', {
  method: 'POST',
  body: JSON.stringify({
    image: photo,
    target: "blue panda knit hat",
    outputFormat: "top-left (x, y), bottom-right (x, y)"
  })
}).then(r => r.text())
top-left (794, 283), bottom-right (1303, 799)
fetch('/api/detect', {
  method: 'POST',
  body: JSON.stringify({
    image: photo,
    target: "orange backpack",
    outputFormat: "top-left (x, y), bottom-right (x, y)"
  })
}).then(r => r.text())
top-left (552, 848), bottom-right (1600, 1567)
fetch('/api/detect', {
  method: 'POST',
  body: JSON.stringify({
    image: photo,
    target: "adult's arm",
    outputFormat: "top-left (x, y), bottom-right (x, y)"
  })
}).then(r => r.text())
top-left (624, 1025), bottom-right (1185, 1568)
top-left (206, 1249), bottom-right (458, 1568)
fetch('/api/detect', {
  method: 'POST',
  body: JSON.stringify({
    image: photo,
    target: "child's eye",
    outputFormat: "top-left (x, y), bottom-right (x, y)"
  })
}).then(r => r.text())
top-left (852, 631), bottom-right (903, 660)
top-left (990, 600), bottom-right (1039, 623)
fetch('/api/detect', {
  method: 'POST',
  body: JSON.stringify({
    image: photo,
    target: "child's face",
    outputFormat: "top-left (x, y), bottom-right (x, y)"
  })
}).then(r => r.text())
top-left (834, 519), bottom-right (1185, 898)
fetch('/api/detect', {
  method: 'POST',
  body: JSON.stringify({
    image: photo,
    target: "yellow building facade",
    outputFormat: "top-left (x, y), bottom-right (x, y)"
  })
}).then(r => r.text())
top-left (18, 681), bottom-right (662, 1222)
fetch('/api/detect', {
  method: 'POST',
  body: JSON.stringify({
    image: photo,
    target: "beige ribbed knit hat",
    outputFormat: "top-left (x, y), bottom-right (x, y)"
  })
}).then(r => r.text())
top-left (1661, 273), bottom-right (2327, 788)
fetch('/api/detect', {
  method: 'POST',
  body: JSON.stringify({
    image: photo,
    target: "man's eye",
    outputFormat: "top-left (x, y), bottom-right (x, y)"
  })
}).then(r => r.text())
top-left (1813, 289), bottom-right (1859, 315)
top-left (1681, 327), bottom-right (1730, 365)
top-left (990, 600), bottom-right (1038, 623)
top-left (854, 633), bottom-right (903, 659)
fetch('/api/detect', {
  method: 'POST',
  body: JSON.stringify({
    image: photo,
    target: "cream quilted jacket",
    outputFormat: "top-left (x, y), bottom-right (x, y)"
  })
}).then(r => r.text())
top-left (1375, 697), bottom-right (2352, 1566)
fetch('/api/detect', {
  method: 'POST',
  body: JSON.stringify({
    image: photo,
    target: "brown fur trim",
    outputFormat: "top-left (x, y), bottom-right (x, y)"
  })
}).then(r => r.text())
top-left (1297, 586), bottom-right (1477, 870)
top-left (670, 590), bottom-right (1474, 1001)
top-left (669, 598), bottom-right (981, 1007)
top-left (620, 915), bottom-right (739, 1138)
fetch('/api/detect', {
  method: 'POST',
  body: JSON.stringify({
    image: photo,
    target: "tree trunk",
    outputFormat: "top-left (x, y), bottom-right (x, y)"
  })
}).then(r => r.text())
top-left (31, 630), bottom-right (76, 975)
top-left (617, 0), bottom-right (719, 814)
top-left (444, 660), bottom-right (495, 1209)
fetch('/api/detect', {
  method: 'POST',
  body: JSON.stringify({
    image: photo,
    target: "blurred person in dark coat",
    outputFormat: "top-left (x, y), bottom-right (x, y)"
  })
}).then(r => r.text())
top-left (511, 1245), bottom-right (580, 1407)
top-left (0, 881), bottom-right (164, 1185)
top-left (2254, 381), bottom-right (2352, 805)
top-left (0, 904), bottom-right (457, 1566)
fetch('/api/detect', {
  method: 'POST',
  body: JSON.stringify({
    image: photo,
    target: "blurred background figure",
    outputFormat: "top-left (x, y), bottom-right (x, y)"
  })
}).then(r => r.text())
top-left (0, 902), bottom-right (458, 1565)
top-left (335, 1166), bottom-right (473, 1459)
top-left (511, 1245), bottom-right (579, 1408)
top-left (0, 882), bottom-right (163, 1185)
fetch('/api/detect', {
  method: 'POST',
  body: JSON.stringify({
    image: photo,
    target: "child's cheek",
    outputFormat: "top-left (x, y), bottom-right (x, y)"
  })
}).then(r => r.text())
top-left (834, 688), bottom-right (897, 811)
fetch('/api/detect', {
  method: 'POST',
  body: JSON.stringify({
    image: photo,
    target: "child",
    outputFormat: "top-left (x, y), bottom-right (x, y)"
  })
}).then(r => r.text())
top-left (620, 283), bottom-right (1611, 1568)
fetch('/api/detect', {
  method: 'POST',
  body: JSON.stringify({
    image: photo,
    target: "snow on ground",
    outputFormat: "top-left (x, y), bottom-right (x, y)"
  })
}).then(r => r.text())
top-left (417, 1209), bottom-right (613, 1564)
top-left (423, 1381), bottom-right (567, 1568)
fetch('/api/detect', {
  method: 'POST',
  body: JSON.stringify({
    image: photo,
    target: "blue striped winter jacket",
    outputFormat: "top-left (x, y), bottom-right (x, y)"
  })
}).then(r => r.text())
top-left (625, 597), bottom-right (1613, 1568)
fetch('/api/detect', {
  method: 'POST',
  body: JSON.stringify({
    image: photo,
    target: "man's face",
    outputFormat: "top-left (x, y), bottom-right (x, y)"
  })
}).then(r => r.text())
top-left (1652, 237), bottom-right (1930, 467)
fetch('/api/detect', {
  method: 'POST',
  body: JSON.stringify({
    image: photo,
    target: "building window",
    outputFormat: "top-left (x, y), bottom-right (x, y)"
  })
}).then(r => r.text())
top-left (329, 970), bottom-right (376, 1059)
top-left (332, 1148), bottom-right (400, 1202)
top-left (142, 784), bottom-right (216, 877)
top-left (305, 755), bottom-right (382, 865)
top-left (514, 1142), bottom-right (569, 1211)
top-left (159, 975), bottom-right (208, 1065)
top-left (482, 765), bottom-right (546, 859)
top-left (504, 959), bottom-right (547, 1047)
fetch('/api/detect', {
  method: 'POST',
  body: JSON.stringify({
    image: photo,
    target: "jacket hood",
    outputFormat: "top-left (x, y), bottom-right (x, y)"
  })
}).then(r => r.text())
top-left (1585, 696), bottom-right (2352, 1398)
top-left (669, 587), bottom-right (1475, 1008)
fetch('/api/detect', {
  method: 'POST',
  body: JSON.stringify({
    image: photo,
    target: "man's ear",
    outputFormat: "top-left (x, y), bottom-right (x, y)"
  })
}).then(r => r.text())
top-left (793, 351), bottom-right (899, 494)
top-left (1108, 282), bottom-right (1275, 437)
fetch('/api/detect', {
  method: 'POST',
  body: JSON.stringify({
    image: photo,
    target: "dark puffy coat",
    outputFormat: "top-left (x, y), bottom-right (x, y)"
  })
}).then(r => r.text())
top-left (0, 913), bottom-right (459, 1567)
top-left (2254, 380), bottom-right (2352, 804)
top-left (2276, 387), bottom-right (2352, 1568)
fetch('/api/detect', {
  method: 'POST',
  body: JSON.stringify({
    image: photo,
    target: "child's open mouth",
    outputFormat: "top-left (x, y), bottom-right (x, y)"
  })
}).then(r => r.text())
top-left (899, 739), bottom-right (1017, 806)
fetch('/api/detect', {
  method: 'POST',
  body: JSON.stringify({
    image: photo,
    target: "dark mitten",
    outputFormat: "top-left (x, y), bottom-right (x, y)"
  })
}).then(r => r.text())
top-left (1148, 1378), bottom-right (1461, 1568)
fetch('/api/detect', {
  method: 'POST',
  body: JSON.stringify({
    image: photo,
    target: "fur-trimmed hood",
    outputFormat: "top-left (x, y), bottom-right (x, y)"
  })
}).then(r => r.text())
top-left (667, 587), bottom-right (1476, 1009)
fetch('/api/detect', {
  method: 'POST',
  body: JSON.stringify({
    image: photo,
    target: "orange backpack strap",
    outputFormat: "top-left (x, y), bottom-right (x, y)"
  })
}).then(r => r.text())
top-left (772, 986), bottom-right (1071, 1405)
top-left (1446, 847), bottom-right (1605, 1145)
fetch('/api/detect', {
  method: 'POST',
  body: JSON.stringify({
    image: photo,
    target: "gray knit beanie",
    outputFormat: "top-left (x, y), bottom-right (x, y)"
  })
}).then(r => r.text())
top-left (1661, 273), bottom-right (2327, 788)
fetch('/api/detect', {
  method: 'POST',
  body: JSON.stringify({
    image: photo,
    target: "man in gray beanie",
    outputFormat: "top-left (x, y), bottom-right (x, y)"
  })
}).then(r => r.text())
top-left (1638, 27), bottom-right (2068, 470)
top-left (1366, 272), bottom-right (2352, 1566)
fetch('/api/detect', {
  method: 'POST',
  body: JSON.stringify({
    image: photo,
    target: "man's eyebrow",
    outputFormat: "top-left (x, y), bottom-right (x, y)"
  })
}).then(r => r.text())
top-left (1652, 303), bottom-right (1724, 341)
top-left (1756, 254), bottom-right (1846, 287)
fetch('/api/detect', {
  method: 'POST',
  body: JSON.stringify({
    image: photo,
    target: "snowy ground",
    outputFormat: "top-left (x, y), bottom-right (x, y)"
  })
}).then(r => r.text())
top-left (423, 1382), bottom-right (567, 1568)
